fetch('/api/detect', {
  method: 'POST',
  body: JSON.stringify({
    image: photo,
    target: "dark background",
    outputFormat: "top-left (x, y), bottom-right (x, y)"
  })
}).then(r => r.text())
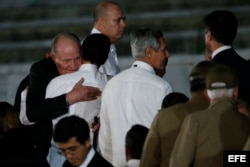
top-left (0, 0), bottom-right (250, 62)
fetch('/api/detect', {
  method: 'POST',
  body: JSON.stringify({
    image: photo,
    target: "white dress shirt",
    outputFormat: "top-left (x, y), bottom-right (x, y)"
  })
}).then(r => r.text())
top-left (125, 159), bottom-right (140, 167)
top-left (19, 87), bottom-right (36, 125)
top-left (211, 45), bottom-right (232, 59)
top-left (98, 61), bottom-right (173, 167)
top-left (79, 147), bottom-right (95, 167)
top-left (91, 28), bottom-right (120, 76)
top-left (46, 64), bottom-right (108, 126)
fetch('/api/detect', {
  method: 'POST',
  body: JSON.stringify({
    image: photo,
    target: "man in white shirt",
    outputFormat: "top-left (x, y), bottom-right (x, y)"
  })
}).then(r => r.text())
top-left (46, 34), bottom-right (111, 167)
top-left (91, 1), bottom-right (126, 76)
top-left (98, 28), bottom-right (173, 167)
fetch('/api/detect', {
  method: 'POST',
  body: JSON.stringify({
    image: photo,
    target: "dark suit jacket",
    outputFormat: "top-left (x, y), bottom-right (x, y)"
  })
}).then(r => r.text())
top-left (212, 48), bottom-right (250, 99)
top-left (26, 57), bottom-right (69, 122)
top-left (13, 57), bottom-right (69, 162)
top-left (63, 151), bottom-right (113, 167)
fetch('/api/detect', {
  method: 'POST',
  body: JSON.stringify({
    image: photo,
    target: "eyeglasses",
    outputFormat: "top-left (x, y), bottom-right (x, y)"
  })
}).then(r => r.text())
top-left (58, 143), bottom-right (82, 156)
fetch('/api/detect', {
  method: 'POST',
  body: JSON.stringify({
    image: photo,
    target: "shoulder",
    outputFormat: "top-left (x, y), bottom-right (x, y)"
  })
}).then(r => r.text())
top-left (152, 76), bottom-right (173, 93)
top-left (46, 73), bottom-right (77, 96)
top-left (157, 103), bottom-right (189, 123)
top-left (185, 108), bottom-right (210, 124)
top-left (51, 72), bottom-right (76, 83)
top-left (31, 57), bottom-right (54, 69)
top-left (89, 152), bottom-right (113, 167)
top-left (30, 57), bottom-right (58, 77)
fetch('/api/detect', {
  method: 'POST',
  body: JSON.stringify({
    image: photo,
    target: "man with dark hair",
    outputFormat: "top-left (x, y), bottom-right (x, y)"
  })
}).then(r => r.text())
top-left (125, 124), bottom-right (148, 167)
top-left (161, 92), bottom-right (189, 109)
top-left (140, 61), bottom-right (215, 167)
top-left (53, 115), bottom-right (113, 167)
top-left (203, 10), bottom-right (250, 110)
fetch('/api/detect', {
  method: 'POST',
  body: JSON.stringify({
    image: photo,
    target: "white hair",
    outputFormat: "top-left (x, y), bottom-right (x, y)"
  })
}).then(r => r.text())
top-left (207, 88), bottom-right (234, 100)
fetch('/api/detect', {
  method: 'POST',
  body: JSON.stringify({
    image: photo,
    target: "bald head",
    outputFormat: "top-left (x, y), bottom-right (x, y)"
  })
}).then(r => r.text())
top-left (50, 32), bottom-right (82, 75)
top-left (93, 1), bottom-right (126, 43)
top-left (51, 32), bottom-right (81, 56)
top-left (94, 1), bottom-right (123, 22)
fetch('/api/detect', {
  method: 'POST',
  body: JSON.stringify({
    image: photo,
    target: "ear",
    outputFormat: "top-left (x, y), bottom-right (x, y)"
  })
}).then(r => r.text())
top-left (99, 17), bottom-right (106, 30)
top-left (204, 89), bottom-right (211, 101)
top-left (84, 138), bottom-right (91, 148)
top-left (50, 53), bottom-right (57, 62)
top-left (145, 46), bottom-right (153, 59)
top-left (205, 29), bottom-right (212, 42)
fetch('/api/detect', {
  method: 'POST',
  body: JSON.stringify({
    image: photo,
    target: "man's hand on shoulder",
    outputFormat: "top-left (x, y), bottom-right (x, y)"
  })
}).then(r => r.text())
top-left (66, 78), bottom-right (101, 104)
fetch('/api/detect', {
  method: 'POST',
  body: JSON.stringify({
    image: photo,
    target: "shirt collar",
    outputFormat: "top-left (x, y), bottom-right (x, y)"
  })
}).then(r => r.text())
top-left (79, 147), bottom-right (95, 167)
top-left (79, 64), bottom-right (98, 72)
top-left (132, 61), bottom-right (155, 74)
top-left (91, 27), bottom-right (101, 34)
top-left (126, 159), bottom-right (140, 167)
top-left (211, 45), bottom-right (232, 59)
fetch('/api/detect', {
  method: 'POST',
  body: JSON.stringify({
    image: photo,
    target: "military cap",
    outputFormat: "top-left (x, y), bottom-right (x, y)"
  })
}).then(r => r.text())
top-left (206, 64), bottom-right (238, 90)
top-left (189, 61), bottom-right (216, 91)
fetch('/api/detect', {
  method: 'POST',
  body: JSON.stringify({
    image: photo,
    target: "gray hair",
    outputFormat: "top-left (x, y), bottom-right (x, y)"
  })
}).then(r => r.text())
top-left (130, 28), bottom-right (163, 59)
top-left (51, 32), bottom-right (81, 56)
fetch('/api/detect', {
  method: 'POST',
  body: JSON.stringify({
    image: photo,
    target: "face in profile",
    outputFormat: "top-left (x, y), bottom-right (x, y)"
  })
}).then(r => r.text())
top-left (204, 28), bottom-right (213, 56)
top-left (151, 37), bottom-right (170, 73)
top-left (101, 4), bottom-right (126, 43)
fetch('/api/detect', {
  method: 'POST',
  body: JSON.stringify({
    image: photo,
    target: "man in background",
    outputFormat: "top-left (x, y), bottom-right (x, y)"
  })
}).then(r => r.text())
top-left (203, 9), bottom-right (250, 110)
top-left (170, 64), bottom-right (250, 167)
top-left (91, 1), bottom-right (126, 76)
top-left (125, 124), bottom-right (148, 167)
top-left (140, 61), bottom-right (214, 167)
top-left (98, 28), bottom-right (172, 167)
top-left (53, 116), bottom-right (113, 167)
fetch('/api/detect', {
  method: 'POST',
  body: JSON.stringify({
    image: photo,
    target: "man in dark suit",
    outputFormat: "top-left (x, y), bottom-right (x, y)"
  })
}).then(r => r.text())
top-left (203, 10), bottom-right (250, 106)
top-left (53, 115), bottom-right (113, 167)
top-left (14, 32), bottom-right (101, 166)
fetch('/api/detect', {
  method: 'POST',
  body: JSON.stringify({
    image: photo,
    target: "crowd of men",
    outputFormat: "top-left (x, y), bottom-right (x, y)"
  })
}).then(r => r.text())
top-left (0, 1), bottom-right (250, 167)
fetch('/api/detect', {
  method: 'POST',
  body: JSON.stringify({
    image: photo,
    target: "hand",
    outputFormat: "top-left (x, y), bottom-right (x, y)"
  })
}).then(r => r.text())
top-left (66, 78), bottom-right (101, 104)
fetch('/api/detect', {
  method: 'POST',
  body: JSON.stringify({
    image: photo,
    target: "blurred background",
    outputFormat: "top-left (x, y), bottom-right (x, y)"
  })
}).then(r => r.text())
top-left (0, 0), bottom-right (250, 104)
